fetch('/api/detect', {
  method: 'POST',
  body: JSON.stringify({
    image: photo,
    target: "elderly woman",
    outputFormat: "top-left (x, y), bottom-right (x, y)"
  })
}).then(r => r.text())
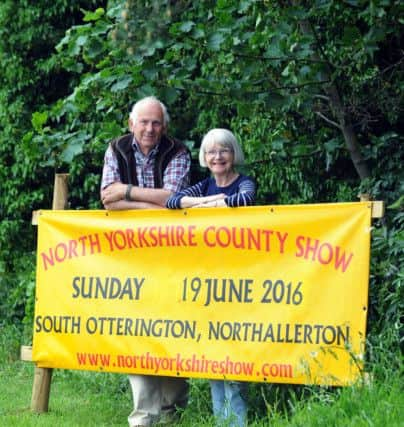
top-left (166, 128), bottom-right (256, 427)
top-left (166, 128), bottom-right (255, 210)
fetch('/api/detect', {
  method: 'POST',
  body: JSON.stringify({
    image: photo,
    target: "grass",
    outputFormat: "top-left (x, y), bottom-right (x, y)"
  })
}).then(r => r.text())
top-left (1, 360), bottom-right (403, 427)
top-left (1, 326), bottom-right (403, 426)
top-left (0, 363), bottom-right (130, 426)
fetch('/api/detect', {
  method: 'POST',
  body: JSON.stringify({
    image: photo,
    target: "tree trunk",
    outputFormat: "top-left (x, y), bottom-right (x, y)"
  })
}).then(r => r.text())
top-left (299, 19), bottom-right (371, 180)
top-left (325, 83), bottom-right (371, 180)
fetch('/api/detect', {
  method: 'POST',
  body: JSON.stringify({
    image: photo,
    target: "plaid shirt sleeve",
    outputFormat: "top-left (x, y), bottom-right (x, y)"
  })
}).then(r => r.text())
top-left (162, 148), bottom-right (191, 192)
top-left (101, 144), bottom-right (121, 190)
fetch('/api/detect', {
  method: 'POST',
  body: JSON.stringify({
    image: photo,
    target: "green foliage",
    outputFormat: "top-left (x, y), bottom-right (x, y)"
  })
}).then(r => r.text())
top-left (0, 2), bottom-right (402, 411)
top-left (0, 356), bottom-right (403, 425)
top-left (0, 0), bottom-right (106, 329)
top-left (0, 324), bottom-right (23, 362)
top-left (358, 131), bottom-right (404, 348)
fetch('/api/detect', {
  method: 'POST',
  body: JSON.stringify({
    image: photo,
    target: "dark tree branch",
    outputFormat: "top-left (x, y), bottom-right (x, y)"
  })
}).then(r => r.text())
top-left (297, 14), bottom-right (371, 180)
top-left (247, 148), bottom-right (323, 166)
top-left (233, 52), bottom-right (329, 64)
top-left (315, 111), bottom-right (342, 129)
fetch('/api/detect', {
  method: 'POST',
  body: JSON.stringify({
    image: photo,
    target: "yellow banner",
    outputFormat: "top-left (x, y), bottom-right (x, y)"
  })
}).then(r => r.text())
top-left (33, 203), bottom-right (371, 385)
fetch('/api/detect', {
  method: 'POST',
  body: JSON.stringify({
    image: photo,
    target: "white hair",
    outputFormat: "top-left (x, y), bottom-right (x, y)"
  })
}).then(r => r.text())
top-left (199, 128), bottom-right (245, 167)
top-left (129, 96), bottom-right (170, 127)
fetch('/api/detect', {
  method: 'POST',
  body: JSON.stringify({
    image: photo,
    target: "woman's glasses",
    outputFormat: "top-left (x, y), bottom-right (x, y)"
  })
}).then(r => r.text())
top-left (205, 148), bottom-right (232, 157)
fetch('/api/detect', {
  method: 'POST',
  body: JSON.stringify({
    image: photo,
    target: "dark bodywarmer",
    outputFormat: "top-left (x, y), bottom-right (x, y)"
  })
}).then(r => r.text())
top-left (110, 133), bottom-right (188, 188)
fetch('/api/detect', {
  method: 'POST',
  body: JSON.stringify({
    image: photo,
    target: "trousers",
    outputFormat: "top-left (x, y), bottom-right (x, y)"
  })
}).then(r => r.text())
top-left (210, 380), bottom-right (247, 427)
top-left (128, 374), bottom-right (188, 426)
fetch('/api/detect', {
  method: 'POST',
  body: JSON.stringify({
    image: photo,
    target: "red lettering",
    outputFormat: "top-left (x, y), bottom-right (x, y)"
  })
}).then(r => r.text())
top-left (334, 246), bottom-right (353, 272)
top-left (55, 242), bottom-right (68, 262)
top-left (216, 227), bottom-right (231, 247)
top-left (188, 225), bottom-right (197, 246)
top-left (203, 226), bottom-right (216, 247)
top-left (318, 242), bottom-right (333, 265)
top-left (113, 230), bottom-right (126, 250)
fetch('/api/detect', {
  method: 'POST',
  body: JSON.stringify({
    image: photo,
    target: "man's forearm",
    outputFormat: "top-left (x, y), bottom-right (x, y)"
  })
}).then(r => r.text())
top-left (129, 185), bottom-right (171, 207)
top-left (101, 182), bottom-right (171, 207)
top-left (103, 200), bottom-right (164, 210)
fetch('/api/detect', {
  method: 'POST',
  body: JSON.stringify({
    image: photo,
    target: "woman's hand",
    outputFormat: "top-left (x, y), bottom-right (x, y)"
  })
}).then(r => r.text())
top-left (180, 194), bottom-right (226, 208)
top-left (179, 196), bottom-right (200, 208)
top-left (184, 194), bottom-right (227, 208)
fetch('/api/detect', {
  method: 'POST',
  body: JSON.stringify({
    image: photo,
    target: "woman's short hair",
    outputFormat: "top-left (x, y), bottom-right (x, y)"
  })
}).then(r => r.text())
top-left (129, 96), bottom-right (170, 127)
top-left (199, 128), bottom-right (245, 167)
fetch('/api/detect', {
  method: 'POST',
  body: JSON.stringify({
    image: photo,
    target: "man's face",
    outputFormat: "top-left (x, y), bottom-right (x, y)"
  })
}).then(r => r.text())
top-left (129, 101), bottom-right (165, 155)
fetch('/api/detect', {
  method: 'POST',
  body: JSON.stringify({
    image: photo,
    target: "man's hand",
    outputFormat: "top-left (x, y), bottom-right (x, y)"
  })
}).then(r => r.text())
top-left (101, 182), bottom-right (126, 204)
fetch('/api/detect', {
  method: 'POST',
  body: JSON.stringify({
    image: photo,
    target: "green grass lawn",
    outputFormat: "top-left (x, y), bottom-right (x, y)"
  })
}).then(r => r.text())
top-left (1, 358), bottom-right (402, 427)
top-left (0, 362), bottom-right (131, 426)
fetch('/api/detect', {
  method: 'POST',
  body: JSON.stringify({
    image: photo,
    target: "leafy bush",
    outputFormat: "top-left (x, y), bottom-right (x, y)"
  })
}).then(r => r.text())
top-left (0, 0), bottom-right (402, 373)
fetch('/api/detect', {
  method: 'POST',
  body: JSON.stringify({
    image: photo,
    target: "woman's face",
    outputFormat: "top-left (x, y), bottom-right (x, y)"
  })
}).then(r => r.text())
top-left (204, 143), bottom-right (234, 176)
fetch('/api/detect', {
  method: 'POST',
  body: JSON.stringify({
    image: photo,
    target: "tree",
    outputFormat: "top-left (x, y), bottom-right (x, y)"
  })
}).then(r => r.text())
top-left (1, 0), bottom-right (402, 353)
top-left (0, 0), bottom-right (106, 327)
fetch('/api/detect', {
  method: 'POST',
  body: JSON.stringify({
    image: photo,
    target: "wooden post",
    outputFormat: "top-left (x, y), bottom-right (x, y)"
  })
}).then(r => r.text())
top-left (52, 173), bottom-right (69, 210)
top-left (30, 173), bottom-right (69, 413)
top-left (31, 366), bottom-right (53, 412)
top-left (359, 193), bottom-right (385, 218)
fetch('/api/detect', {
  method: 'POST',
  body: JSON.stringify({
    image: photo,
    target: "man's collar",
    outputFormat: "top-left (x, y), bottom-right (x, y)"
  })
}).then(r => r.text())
top-left (131, 135), bottom-right (160, 155)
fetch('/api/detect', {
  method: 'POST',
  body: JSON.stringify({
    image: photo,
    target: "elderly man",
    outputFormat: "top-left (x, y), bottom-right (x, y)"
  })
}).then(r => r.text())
top-left (101, 96), bottom-right (191, 426)
top-left (101, 96), bottom-right (190, 210)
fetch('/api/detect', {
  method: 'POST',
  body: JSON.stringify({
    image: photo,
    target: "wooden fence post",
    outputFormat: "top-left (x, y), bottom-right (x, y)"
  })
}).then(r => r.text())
top-left (359, 193), bottom-right (385, 218)
top-left (30, 173), bottom-right (69, 413)
top-left (52, 173), bottom-right (69, 210)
